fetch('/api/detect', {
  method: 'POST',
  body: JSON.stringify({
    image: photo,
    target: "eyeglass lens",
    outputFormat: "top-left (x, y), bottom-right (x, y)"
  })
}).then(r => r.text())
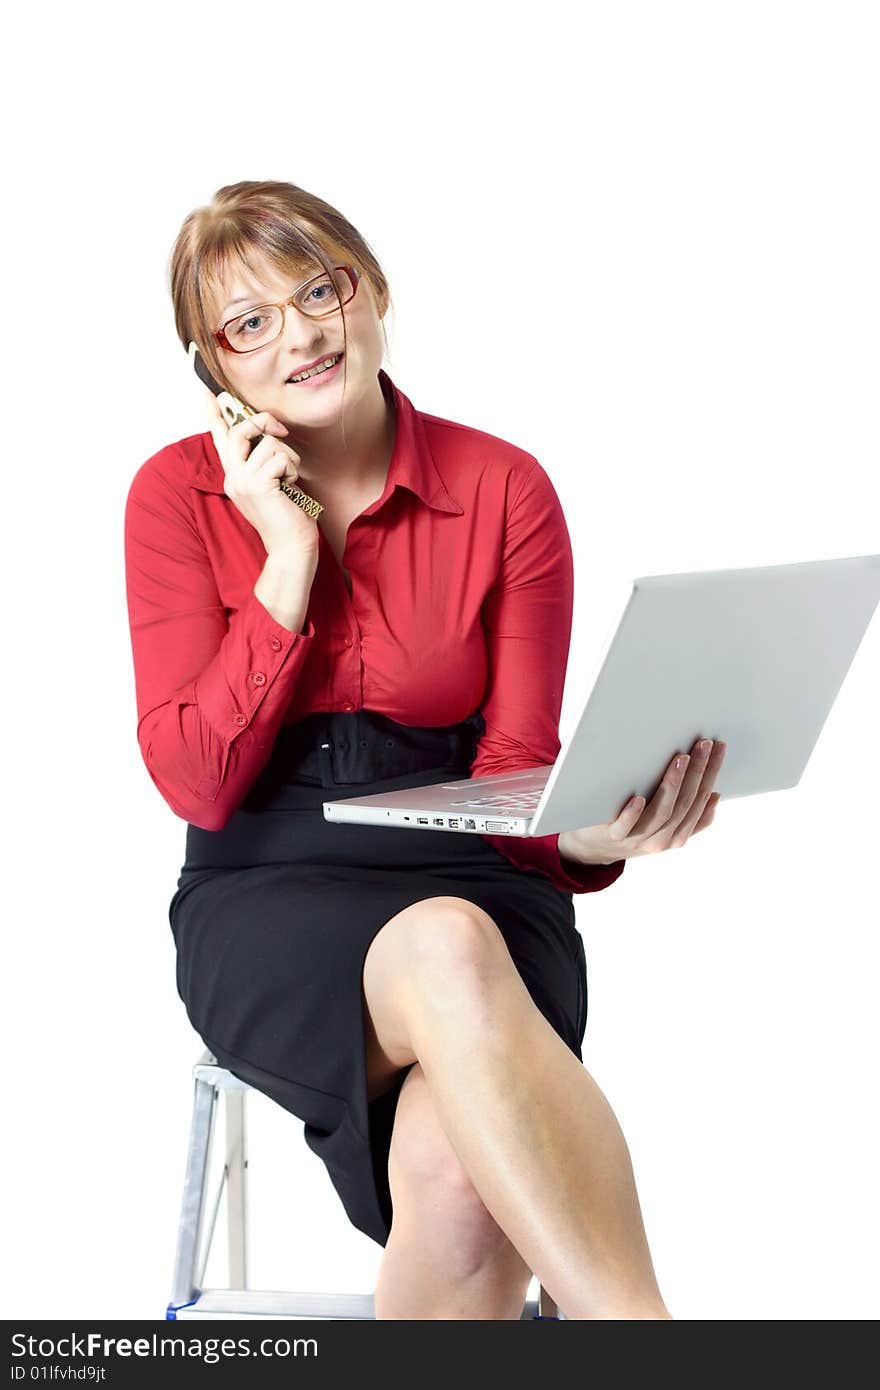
top-left (224, 268), bottom-right (353, 349)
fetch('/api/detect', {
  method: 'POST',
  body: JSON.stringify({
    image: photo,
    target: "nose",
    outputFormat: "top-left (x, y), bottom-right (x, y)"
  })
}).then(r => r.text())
top-left (280, 303), bottom-right (326, 354)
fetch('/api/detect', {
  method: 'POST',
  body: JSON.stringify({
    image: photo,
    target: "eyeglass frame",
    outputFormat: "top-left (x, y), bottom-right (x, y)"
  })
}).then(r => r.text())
top-left (213, 264), bottom-right (361, 354)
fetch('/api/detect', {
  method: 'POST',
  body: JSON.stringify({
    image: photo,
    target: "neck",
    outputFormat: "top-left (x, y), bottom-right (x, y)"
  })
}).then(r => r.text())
top-left (285, 374), bottom-right (396, 497)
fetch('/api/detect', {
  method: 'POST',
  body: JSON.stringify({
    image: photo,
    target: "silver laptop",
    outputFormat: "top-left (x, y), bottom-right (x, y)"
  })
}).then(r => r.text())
top-left (323, 554), bottom-right (880, 838)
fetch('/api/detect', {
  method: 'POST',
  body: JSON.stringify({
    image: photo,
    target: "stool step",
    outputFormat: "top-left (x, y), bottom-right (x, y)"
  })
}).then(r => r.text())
top-left (167, 1288), bottom-right (559, 1320)
top-left (168, 1288), bottom-right (376, 1319)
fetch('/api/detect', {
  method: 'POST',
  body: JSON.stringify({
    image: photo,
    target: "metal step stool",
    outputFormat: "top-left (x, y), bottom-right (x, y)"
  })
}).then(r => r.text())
top-left (167, 1048), bottom-right (564, 1319)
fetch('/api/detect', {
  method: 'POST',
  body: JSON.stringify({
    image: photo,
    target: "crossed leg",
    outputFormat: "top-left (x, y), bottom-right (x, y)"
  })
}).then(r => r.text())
top-left (362, 895), bottom-right (672, 1321)
top-left (376, 1062), bottom-right (535, 1318)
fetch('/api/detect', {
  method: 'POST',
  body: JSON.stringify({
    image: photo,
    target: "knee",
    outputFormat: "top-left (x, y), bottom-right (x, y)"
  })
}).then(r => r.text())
top-left (366, 898), bottom-right (515, 1048)
top-left (404, 898), bottom-right (511, 999)
top-left (388, 1062), bottom-right (512, 1275)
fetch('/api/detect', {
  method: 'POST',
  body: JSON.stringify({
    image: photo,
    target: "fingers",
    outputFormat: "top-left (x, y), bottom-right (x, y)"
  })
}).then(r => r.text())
top-left (617, 794), bottom-right (646, 830)
top-left (669, 784), bottom-right (717, 847)
top-left (689, 792), bottom-right (721, 836)
top-left (627, 740), bottom-right (726, 848)
top-left (676, 740), bottom-right (725, 826)
top-left (626, 750), bottom-right (693, 839)
top-left (245, 432), bottom-right (298, 478)
top-left (238, 409), bottom-right (289, 438)
top-left (204, 392), bottom-right (291, 474)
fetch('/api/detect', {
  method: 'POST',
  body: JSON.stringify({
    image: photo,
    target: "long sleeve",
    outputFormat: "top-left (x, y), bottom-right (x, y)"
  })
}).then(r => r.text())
top-left (124, 450), bottom-right (316, 830)
top-left (470, 459), bottom-right (625, 895)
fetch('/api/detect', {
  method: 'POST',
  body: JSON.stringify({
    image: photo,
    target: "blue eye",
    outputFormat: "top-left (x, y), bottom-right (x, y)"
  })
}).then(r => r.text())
top-left (233, 314), bottom-right (266, 336)
top-left (296, 273), bottom-right (344, 311)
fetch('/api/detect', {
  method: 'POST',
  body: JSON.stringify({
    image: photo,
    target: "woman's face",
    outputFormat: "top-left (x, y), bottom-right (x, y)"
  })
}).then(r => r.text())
top-left (209, 251), bottom-right (388, 431)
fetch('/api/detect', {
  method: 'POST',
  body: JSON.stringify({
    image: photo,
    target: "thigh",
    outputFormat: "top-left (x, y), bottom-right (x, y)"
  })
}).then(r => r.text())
top-left (362, 882), bottom-right (586, 1104)
top-left (362, 894), bottom-right (508, 1099)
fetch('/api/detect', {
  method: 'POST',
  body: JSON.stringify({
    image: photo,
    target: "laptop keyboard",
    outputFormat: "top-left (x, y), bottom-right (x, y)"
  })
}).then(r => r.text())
top-left (449, 789), bottom-right (544, 814)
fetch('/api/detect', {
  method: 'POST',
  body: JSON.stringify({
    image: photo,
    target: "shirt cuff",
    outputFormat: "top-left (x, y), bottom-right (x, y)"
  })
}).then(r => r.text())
top-left (550, 833), bottom-right (626, 893)
top-left (194, 589), bottom-right (316, 747)
top-left (483, 829), bottom-right (626, 894)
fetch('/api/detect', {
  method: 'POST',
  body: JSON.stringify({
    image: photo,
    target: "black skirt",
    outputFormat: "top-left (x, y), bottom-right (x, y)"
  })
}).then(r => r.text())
top-left (168, 708), bottom-right (587, 1249)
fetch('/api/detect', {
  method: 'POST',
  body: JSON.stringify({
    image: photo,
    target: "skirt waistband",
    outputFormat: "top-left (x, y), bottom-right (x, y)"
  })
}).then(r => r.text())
top-left (230, 707), bottom-right (486, 814)
top-left (180, 708), bottom-right (488, 871)
top-left (267, 708), bottom-right (486, 789)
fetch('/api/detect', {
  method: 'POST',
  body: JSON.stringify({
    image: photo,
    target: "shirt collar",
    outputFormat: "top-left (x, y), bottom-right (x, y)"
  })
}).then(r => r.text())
top-left (184, 368), bottom-right (464, 515)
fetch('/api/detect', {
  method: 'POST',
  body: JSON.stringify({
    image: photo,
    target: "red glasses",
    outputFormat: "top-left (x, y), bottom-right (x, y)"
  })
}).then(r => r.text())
top-left (214, 265), bottom-right (360, 354)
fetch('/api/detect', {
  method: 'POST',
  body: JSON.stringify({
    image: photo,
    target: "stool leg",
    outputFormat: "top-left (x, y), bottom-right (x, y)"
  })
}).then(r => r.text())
top-left (225, 1089), bottom-right (248, 1289)
top-left (168, 1075), bottom-right (219, 1310)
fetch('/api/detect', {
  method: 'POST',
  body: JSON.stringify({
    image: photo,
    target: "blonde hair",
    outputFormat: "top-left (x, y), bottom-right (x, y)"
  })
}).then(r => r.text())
top-left (167, 179), bottom-right (394, 419)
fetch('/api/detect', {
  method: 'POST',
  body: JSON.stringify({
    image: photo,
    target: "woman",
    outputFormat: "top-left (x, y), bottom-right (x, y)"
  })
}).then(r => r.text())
top-left (124, 179), bottom-right (724, 1320)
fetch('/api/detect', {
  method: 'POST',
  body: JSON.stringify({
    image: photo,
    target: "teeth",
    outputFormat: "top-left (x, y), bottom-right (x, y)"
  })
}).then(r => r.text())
top-left (289, 354), bottom-right (342, 383)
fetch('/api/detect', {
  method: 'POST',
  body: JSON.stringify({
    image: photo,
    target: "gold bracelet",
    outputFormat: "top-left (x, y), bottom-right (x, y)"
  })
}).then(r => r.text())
top-left (279, 478), bottom-right (324, 519)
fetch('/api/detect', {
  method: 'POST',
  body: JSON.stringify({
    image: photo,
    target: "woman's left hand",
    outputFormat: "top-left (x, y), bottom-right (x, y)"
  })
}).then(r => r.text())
top-left (558, 738), bottom-right (726, 867)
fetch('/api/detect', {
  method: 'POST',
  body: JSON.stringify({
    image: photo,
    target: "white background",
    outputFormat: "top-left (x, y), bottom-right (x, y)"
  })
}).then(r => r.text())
top-left (3, 0), bottom-right (877, 1321)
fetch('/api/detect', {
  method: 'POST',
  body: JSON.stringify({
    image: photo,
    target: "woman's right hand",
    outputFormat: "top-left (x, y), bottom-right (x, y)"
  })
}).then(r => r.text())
top-left (204, 390), bottom-right (320, 565)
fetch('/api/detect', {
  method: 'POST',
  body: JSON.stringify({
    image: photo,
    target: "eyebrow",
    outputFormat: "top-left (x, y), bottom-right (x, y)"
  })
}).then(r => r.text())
top-left (222, 292), bottom-right (270, 314)
top-left (220, 269), bottom-right (321, 318)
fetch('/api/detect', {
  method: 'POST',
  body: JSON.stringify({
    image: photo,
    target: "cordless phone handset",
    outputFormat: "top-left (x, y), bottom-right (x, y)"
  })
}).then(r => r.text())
top-left (187, 341), bottom-right (324, 520)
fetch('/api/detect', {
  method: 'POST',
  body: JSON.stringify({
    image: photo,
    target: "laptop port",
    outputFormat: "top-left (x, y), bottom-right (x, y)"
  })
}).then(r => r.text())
top-left (485, 820), bottom-right (509, 831)
top-left (448, 818), bottom-right (459, 828)
top-left (433, 818), bottom-right (444, 825)
top-left (417, 817), bottom-right (429, 825)
top-left (464, 818), bottom-right (476, 829)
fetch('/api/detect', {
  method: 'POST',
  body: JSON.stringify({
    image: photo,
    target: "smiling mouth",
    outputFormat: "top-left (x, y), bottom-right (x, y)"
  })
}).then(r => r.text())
top-left (286, 352), bottom-right (344, 384)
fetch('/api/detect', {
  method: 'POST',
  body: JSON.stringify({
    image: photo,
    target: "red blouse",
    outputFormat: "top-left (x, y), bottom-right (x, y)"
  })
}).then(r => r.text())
top-left (124, 369), bottom-right (625, 896)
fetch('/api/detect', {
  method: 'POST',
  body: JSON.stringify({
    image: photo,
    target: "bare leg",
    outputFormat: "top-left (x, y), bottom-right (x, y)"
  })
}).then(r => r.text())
top-left (374, 1063), bottom-right (534, 1319)
top-left (365, 903), bottom-right (672, 1320)
top-left (376, 1215), bottom-right (533, 1319)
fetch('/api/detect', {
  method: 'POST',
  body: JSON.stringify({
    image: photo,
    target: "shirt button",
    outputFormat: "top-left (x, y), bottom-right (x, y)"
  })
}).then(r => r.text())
top-left (233, 713), bottom-right (247, 726)
top-left (344, 636), bottom-right (353, 647)
top-left (252, 671), bottom-right (266, 685)
top-left (342, 699), bottom-right (355, 711)
top-left (270, 638), bottom-right (282, 651)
